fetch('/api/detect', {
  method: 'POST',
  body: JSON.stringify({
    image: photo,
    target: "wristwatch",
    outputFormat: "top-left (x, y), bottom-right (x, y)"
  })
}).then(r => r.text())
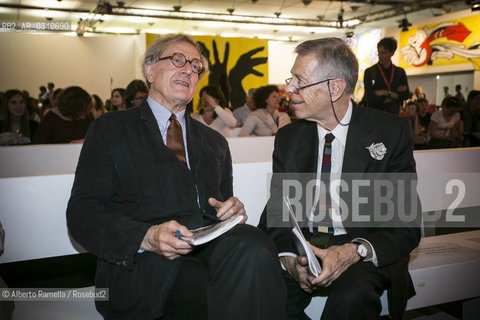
top-left (355, 242), bottom-right (368, 261)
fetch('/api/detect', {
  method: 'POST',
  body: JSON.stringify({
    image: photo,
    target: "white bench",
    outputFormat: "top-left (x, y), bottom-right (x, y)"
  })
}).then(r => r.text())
top-left (1, 141), bottom-right (479, 319)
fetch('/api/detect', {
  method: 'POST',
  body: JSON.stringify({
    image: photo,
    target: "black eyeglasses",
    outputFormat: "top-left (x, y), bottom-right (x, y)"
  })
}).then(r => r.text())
top-left (158, 52), bottom-right (204, 74)
top-left (285, 77), bottom-right (333, 94)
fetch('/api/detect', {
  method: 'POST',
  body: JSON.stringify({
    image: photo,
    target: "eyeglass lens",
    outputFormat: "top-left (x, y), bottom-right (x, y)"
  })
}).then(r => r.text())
top-left (170, 53), bottom-right (203, 74)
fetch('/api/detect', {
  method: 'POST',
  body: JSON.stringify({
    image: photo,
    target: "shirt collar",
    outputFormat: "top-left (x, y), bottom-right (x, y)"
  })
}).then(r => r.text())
top-left (147, 96), bottom-right (186, 128)
top-left (317, 100), bottom-right (352, 147)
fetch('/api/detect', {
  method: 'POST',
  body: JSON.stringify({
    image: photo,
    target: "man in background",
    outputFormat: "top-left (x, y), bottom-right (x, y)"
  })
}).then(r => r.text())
top-left (364, 37), bottom-right (409, 115)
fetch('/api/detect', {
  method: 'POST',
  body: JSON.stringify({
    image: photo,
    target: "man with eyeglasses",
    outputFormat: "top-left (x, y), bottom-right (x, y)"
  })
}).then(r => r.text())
top-left (363, 37), bottom-right (409, 115)
top-left (259, 38), bottom-right (421, 320)
top-left (67, 34), bottom-right (287, 320)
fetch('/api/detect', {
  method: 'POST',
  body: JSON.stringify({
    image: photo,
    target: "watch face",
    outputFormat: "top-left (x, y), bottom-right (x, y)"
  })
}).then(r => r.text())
top-left (357, 244), bottom-right (367, 258)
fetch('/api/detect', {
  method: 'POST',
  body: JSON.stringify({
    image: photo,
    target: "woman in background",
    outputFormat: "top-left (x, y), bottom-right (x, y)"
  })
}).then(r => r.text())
top-left (0, 89), bottom-right (37, 145)
top-left (238, 85), bottom-right (290, 137)
top-left (110, 88), bottom-right (125, 111)
top-left (33, 86), bottom-right (93, 144)
top-left (124, 80), bottom-right (148, 109)
top-left (191, 85), bottom-right (237, 137)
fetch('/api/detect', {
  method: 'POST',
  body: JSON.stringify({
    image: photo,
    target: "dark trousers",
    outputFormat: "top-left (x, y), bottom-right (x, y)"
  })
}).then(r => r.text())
top-left (162, 224), bottom-right (288, 320)
top-left (284, 236), bottom-right (390, 320)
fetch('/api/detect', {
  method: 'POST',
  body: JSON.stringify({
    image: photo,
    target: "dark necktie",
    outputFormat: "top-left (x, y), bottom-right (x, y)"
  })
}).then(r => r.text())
top-left (311, 133), bottom-right (335, 248)
top-left (167, 113), bottom-right (187, 165)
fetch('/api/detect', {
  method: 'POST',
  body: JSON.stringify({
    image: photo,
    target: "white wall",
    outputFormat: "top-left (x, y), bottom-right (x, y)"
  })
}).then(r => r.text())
top-left (268, 41), bottom-right (297, 85)
top-left (0, 32), bottom-right (145, 101)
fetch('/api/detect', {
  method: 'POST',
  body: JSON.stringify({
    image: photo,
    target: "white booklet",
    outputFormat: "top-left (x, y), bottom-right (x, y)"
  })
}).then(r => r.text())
top-left (284, 196), bottom-right (322, 277)
top-left (181, 214), bottom-right (243, 246)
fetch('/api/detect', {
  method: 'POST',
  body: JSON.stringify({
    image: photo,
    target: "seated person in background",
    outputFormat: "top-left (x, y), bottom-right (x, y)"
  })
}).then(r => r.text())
top-left (66, 33), bottom-right (287, 320)
top-left (461, 90), bottom-right (480, 147)
top-left (33, 86), bottom-right (93, 144)
top-left (92, 94), bottom-right (105, 119)
top-left (110, 88), bottom-right (126, 111)
top-left (410, 86), bottom-right (425, 102)
top-left (233, 88), bottom-right (256, 127)
top-left (125, 79), bottom-right (149, 109)
top-left (191, 85), bottom-right (237, 137)
top-left (428, 96), bottom-right (463, 148)
top-left (403, 101), bottom-right (428, 148)
top-left (0, 89), bottom-right (38, 145)
top-left (416, 98), bottom-right (431, 135)
top-left (238, 85), bottom-right (291, 137)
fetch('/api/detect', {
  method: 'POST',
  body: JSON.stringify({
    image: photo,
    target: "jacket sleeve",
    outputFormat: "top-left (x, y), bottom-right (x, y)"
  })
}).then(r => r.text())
top-left (66, 118), bottom-right (151, 268)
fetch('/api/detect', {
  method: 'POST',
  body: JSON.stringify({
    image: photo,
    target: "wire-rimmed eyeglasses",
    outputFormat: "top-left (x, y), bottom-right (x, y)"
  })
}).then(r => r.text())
top-left (285, 77), bottom-right (333, 94)
top-left (158, 52), bottom-right (204, 74)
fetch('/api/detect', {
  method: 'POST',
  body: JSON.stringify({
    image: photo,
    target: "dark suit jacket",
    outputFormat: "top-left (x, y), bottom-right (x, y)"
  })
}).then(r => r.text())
top-left (67, 101), bottom-right (233, 319)
top-left (259, 103), bottom-right (421, 319)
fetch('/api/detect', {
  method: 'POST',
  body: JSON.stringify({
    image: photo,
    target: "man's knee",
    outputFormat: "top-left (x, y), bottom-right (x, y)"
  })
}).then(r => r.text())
top-left (324, 285), bottom-right (381, 319)
top-left (221, 224), bottom-right (278, 257)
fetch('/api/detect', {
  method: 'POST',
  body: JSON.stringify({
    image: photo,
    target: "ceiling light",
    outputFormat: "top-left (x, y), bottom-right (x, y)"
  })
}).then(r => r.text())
top-left (227, 8), bottom-right (235, 14)
top-left (398, 18), bottom-right (411, 31)
top-left (301, 0), bottom-right (312, 5)
top-left (274, 12), bottom-right (281, 18)
top-left (173, 5), bottom-right (181, 12)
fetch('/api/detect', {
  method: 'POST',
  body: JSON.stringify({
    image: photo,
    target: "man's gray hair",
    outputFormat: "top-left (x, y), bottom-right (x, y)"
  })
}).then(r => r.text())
top-left (142, 34), bottom-right (209, 88)
top-left (295, 37), bottom-right (358, 94)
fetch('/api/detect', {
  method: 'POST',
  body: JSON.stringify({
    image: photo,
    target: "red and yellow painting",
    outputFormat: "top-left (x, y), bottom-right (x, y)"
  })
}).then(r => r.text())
top-left (399, 14), bottom-right (480, 70)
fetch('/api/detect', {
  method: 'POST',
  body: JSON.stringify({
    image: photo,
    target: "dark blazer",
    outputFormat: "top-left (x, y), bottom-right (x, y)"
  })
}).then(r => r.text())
top-left (67, 100), bottom-right (233, 319)
top-left (259, 103), bottom-right (421, 319)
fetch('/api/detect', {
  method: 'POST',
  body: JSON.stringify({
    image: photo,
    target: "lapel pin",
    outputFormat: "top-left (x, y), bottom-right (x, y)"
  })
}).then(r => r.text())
top-left (366, 142), bottom-right (387, 160)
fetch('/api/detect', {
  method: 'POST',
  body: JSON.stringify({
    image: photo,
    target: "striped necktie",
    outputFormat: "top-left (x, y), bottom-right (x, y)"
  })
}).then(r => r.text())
top-left (311, 133), bottom-right (335, 248)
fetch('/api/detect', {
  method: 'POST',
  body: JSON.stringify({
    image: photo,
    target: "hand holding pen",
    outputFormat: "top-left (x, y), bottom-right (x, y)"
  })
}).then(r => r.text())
top-left (140, 220), bottom-right (194, 260)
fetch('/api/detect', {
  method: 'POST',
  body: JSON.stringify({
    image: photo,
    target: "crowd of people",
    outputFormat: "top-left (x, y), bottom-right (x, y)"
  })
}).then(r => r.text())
top-left (1, 38), bottom-right (479, 149)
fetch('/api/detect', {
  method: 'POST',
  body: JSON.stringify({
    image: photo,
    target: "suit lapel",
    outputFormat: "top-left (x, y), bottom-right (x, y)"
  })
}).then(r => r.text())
top-left (139, 100), bottom-right (165, 146)
top-left (343, 104), bottom-right (374, 173)
top-left (295, 121), bottom-right (319, 172)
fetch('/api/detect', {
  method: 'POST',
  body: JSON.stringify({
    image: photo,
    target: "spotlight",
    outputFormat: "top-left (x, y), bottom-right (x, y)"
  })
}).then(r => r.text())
top-left (227, 8), bottom-right (235, 14)
top-left (251, 0), bottom-right (258, 3)
top-left (173, 5), bottom-right (181, 12)
top-left (274, 12), bottom-right (281, 18)
top-left (301, 0), bottom-right (312, 5)
top-left (399, 18), bottom-right (412, 31)
top-left (466, 1), bottom-right (480, 11)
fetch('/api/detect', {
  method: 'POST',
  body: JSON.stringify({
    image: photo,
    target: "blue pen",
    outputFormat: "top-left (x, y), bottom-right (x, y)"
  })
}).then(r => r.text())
top-left (175, 230), bottom-right (181, 239)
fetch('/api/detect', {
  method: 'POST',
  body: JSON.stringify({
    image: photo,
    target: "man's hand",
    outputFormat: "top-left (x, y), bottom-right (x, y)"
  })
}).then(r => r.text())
top-left (208, 197), bottom-right (247, 223)
top-left (280, 256), bottom-right (314, 293)
top-left (140, 220), bottom-right (194, 260)
top-left (397, 84), bottom-right (408, 92)
top-left (308, 243), bottom-right (360, 287)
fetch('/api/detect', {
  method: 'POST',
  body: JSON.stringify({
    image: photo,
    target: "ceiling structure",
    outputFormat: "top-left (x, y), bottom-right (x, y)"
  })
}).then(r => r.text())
top-left (0, 0), bottom-right (473, 40)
